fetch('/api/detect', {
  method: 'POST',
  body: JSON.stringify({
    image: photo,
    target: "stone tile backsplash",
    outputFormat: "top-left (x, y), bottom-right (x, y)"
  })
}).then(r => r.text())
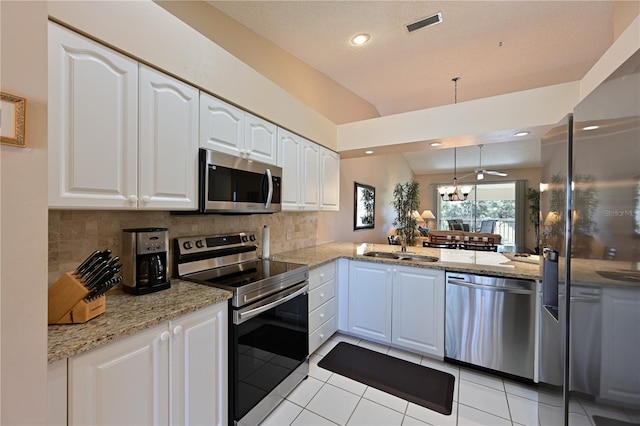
top-left (48, 210), bottom-right (318, 285)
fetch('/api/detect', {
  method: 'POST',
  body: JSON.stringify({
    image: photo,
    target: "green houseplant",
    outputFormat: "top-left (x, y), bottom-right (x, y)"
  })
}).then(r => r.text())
top-left (391, 180), bottom-right (420, 251)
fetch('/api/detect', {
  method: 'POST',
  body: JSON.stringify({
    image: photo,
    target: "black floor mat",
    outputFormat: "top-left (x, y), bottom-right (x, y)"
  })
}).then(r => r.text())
top-left (317, 342), bottom-right (455, 415)
top-left (593, 415), bottom-right (640, 426)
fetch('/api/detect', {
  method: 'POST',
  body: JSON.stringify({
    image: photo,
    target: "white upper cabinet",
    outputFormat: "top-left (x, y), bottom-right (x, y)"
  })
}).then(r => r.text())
top-left (278, 128), bottom-right (320, 210)
top-left (200, 92), bottom-right (277, 165)
top-left (301, 139), bottom-right (320, 210)
top-left (48, 23), bottom-right (198, 210)
top-left (48, 22), bottom-right (138, 209)
top-left (244, 114), bottom-right (278, 165)
top-left (199, 93), bottom-right (245, 156)
top-left (139, 65), bottom-right (199, 210)
top-left (278, 128), bottom-right (303, 209)
top-left (319, 147), bottom-right (340, 211)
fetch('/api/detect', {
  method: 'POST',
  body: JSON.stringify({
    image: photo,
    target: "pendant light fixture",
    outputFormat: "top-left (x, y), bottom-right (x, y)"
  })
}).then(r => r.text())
top-left (438, 147), bottom-right (471, 201)
top-left (438, 77), bottom-right (471, 201)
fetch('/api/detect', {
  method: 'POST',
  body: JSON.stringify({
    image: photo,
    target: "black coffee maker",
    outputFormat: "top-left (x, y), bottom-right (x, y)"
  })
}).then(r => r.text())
top-left (122, 228), bottom-right (170, 295)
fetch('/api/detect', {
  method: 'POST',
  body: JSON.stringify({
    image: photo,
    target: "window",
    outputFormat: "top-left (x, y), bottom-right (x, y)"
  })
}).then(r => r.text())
top-left (435, 181), bottom-right (526, 251)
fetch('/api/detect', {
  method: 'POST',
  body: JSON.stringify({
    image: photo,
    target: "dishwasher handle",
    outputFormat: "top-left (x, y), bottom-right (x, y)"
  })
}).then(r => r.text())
top-left (447, 278), bottom-right (533, 295)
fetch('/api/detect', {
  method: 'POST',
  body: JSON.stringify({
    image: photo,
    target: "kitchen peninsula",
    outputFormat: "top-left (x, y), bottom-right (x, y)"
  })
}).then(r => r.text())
top-left (271, 242), bottom-right (541, 280)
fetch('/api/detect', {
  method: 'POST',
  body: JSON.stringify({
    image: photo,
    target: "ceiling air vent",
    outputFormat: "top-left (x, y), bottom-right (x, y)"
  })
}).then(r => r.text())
top-left (406, 12), bottom-right (443, 33)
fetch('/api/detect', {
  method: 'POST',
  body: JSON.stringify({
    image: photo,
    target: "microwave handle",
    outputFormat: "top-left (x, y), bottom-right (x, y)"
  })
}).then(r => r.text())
top-left (264, 168), bottom-right (273, 209)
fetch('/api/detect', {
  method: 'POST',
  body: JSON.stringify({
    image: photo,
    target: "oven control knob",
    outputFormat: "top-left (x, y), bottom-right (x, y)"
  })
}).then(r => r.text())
top-left (183, 241), bottom-right (193, 250)
top-left (249, 234), bottom-right (256, 241)
top-left (195, 240), bottom-right (204, 248)
top-left (241, 235), bottom-right (248, 242)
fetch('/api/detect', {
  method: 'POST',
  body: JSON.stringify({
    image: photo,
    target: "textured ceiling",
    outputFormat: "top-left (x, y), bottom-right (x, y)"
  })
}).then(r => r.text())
top-left (205, 0), bottom-right (616, 174)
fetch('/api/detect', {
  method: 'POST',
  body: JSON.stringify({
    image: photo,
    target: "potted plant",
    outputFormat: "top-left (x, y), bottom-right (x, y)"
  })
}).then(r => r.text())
top-left (391, 180), bottom-right (420, 251)
top-left (526, 187), bottom-right (540, 254)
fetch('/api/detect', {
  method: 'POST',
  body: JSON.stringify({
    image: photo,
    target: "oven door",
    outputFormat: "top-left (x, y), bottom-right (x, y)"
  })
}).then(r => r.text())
top-left (200, 149), bottom-right (282, 214)
top-left (230, 281), bottom-right (309, 425)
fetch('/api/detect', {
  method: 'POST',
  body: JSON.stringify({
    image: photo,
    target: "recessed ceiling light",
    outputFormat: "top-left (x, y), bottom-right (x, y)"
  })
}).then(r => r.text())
top-left (583, 125), bottom-right (599, 131)
top-left (351, 34), bottom-right (370, 46)
top-left (430, 142), bottom-right (442, 147)
top-left (365, 150), bottom-right (374, 155)
top-left (515, 131), bottom-right (530, 137)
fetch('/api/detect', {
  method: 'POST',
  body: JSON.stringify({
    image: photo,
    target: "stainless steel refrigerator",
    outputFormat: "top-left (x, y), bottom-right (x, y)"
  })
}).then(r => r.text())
top-left (539, 52), bottom-right (640, 425)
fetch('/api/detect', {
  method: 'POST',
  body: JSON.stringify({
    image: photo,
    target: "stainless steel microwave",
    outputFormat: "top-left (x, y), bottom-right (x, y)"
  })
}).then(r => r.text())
top-left (198, 148), bottom-right (282, 214)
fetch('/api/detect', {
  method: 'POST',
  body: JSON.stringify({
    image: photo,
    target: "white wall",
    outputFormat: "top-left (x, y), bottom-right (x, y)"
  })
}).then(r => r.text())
top-left (0, 1), bottom-right (49, 423)
top-left (325, 154), bottom-right (414, 244)
top-left (336, 82), bottom-right (580, 151)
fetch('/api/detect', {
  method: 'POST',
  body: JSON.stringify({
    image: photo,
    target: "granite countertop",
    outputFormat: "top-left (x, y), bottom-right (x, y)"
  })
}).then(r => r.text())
top-left (271, 242), bottom-right (542, 280)
top-left (48, 280), bottom-right (232, 364)
top-left (49, 242), bottom-right (637, 364)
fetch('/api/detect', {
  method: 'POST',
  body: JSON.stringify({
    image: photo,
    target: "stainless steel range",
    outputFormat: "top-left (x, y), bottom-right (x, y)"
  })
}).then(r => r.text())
top-left (175, 232), bottom-right (309, 426)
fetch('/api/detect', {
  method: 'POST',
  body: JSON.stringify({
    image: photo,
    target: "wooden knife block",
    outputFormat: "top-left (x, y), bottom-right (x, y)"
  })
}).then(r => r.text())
top-left (48, 272), bottom-right (106, 324)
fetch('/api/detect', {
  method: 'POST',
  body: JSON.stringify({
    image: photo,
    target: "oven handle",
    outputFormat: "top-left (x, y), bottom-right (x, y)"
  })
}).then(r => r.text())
top-left (264, 168), bottom-right (273, 209)
top-left (235, 282), bottom-right (308, 325)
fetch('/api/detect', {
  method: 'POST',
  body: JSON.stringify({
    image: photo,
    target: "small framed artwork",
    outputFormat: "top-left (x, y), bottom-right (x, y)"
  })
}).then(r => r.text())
top-left (354, 182), bottom-right (375, 230)
top-left (1, 92), bottom-right (27, 147)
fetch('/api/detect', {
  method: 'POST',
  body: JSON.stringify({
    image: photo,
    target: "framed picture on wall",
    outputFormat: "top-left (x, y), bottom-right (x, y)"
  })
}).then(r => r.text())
top-left (354, 182), bottom-right (375, 230)
top-left (1, 92), bottom-right (27, 147)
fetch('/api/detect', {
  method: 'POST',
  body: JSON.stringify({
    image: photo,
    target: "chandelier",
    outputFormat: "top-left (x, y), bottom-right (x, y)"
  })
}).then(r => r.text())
top-left (438, 147), bottom-right (471, 201)
top-left (437, 77), bottom-right (471, 202)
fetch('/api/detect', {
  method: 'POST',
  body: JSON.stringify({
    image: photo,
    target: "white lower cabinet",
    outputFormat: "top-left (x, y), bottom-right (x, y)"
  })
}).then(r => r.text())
top-left (599, 287), bottom-right (640, 406)
top-left (347, 261), bottom-right (393, 342)
top-left (47, 359), bottom-right (67, 426)
top-left (392, 266), bottom-right (445, 356)
top-left (347, 261), bottom-right (445, 358)
top-left (308, 262), bottom-right (338, 353)
top-left (68, 303), bottom-right (227, 426)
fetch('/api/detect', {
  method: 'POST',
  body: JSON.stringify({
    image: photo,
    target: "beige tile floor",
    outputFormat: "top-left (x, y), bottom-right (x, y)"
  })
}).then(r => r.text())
top-left (260, 333), bottom-right (640, 426)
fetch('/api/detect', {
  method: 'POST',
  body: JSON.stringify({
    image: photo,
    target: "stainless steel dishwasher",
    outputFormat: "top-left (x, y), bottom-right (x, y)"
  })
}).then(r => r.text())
top-left (445, 272), bottom-right (536, 380)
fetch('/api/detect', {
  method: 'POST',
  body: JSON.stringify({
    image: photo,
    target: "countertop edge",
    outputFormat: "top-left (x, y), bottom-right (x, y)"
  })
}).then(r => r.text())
top-left (47, 280), bottom-right (232, 364)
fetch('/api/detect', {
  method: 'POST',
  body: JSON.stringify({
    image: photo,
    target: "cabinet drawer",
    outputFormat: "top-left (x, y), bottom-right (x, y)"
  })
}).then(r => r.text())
top-left (309, 299), bottom-right (336, 332)
top-left (309, 315), bottom-right (337, 354)
top-left (309, 280), bottom-right (335, 312)
top-left (309, 263), bottom-right (336, 290)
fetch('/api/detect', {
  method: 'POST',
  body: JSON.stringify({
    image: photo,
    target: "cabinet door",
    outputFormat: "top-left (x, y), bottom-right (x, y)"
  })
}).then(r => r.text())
top-left (69, 324), bottom-right (169, 425)
top-left (170, 303), bottom-right (228, 426)
top-left (278, 128), bottom-right (302, 210)
top-left (600, 287), bottom-right (640, 405)
top-left (139, 65), bottom-right (199, 210)
top-left (348, 261), bottom-right (392, 342)
top-left (199, 93), bottom-right (245, 156)
top-left (244, 113), bottom-right (277, 165)
top-left (392, 266), bottom-right (445, 357)
top-left (47, 360), bottom-right (67, 426)
top-left (301, 139), bottom-right (320, 210)
top-left (48, 22), bottom-right (138, 209)
top-left (319, 147), bottom-right (340, 211)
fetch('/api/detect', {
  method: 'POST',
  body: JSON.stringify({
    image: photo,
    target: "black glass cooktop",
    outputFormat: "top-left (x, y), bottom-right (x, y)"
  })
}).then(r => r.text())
top-left (187, 259), bottom-right (306, 289)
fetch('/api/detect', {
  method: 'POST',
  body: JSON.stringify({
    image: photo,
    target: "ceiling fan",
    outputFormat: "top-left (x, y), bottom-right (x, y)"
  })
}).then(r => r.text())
top-left (462, 144), bottom-right (508, 180)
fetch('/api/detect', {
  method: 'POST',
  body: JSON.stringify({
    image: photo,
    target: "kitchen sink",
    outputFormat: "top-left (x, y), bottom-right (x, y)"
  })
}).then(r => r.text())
top-left (398, 254), bottom-right (439, 262)
top-left (362, 251), bottom-right (402, 259)
top-left (362, 251), bottom-right (439, 263)
top-left (596, 270), bottom-right (640, 283)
